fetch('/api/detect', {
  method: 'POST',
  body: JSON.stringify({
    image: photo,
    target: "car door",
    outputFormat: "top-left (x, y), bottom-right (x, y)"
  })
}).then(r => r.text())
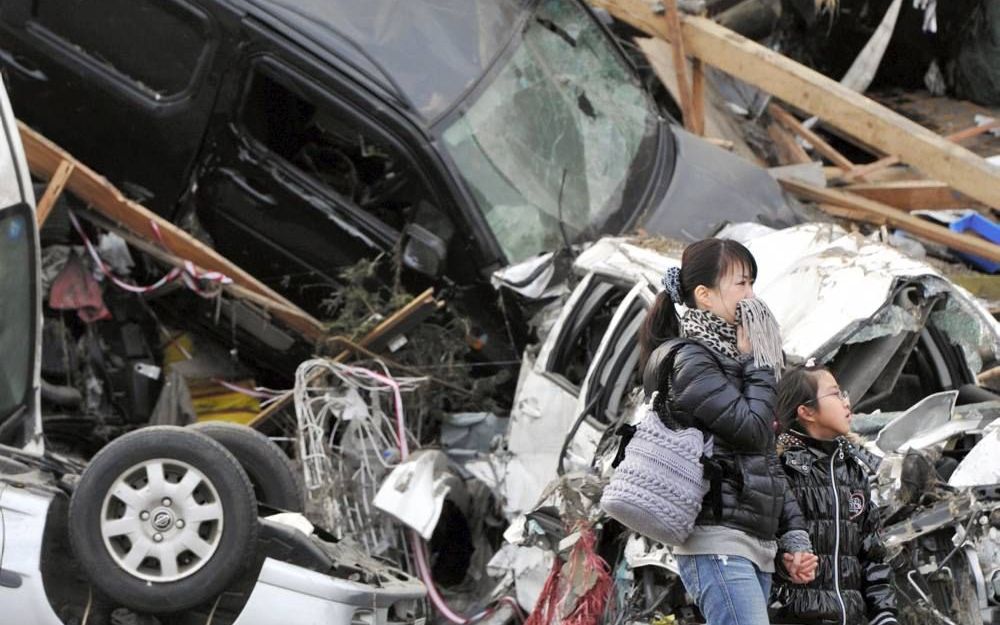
top-left (504, 272), bottom-right (631, 514)
top-left (192, 20), bottom-right (455, 313)
top-left (568, 281), bottom-right (656, 471)
top-left (0, 0), bottom-right (228, 216)
top-left (0, 72), bottom-right (41, 450)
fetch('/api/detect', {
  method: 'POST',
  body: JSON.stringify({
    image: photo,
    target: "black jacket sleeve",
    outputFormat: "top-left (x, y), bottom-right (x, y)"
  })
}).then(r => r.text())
top-left (670, 344), bottom-right (776, 452)
top-left (860, 485), bottom-right (899, 625)
top-left (773, 454), bottom-right (811, 578)
top-left (776, 454), bottom-right (807, 536)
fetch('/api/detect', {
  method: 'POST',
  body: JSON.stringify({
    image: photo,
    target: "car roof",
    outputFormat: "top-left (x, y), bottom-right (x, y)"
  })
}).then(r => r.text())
top-left (243, 0), bottom-right (532, 122)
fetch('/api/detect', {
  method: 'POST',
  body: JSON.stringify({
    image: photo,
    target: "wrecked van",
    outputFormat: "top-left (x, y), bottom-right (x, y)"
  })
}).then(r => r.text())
top-left (0, 0), bottom-right (795, 347)
top-left (0, 74), bottom-right (426, 625)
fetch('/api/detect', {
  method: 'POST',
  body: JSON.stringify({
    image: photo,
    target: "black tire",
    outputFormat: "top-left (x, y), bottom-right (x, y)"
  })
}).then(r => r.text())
top-left (189, 421), bottom-right (303, 512)
top-left (68, 426), bottom-right (257, 614)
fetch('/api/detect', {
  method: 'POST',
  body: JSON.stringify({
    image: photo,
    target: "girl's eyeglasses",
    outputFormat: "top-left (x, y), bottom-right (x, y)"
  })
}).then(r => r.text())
top-left (806, 389), bottom-right (850, 405)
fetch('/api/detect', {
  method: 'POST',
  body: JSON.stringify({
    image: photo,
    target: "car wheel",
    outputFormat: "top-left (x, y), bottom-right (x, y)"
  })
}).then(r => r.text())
top-left (68, 426), bottom-right (257, 614)
top-left (189, 421), bottom-right (303, 512)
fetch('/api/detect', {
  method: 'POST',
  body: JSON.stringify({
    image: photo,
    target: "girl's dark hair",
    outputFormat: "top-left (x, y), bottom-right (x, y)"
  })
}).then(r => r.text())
top-left (775, 363), bottom-right (828, 433)
top-left (638, 238), bottom-right (758, 372)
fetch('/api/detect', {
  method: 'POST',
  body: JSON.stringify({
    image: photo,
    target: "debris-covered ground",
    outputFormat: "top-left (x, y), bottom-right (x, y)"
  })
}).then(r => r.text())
top-left (2, 0), bottom-right (1000, 624)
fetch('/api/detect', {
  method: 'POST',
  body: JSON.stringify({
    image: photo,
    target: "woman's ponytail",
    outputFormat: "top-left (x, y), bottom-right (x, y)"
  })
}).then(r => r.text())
top-left (639, 291), bottom-right (680, 373)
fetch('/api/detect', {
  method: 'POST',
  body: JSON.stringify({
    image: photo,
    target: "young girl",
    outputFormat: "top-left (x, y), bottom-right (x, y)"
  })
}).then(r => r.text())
top-left (771, 362), bottom-right (899, 625)
top-left (639, 238), bottom-right (817, 625)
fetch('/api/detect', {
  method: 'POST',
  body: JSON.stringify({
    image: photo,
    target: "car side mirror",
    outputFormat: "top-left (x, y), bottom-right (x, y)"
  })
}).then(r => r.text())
top-left (402, 202), bottom-right (453, 277)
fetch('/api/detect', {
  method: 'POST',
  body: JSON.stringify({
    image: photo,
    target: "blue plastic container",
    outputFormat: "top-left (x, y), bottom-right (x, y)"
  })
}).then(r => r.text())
top-left (949, 212), bottom-right (1000, 273)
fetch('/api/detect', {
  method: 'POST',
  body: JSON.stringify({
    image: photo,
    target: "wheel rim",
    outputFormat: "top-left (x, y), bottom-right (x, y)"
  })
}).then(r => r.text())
top-left (100, 458), bottom-right (225, 582)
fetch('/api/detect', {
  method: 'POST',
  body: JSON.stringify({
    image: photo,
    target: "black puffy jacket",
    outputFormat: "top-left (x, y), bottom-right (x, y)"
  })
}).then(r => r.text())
top-left (646, 339), bottom-right (805, 541)
top-left (770, 430), bottom-right (899, 625)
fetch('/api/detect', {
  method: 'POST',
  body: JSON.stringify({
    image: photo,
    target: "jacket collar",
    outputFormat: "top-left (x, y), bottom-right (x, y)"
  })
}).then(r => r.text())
top-left (780, 428), bottom-right (878, 475)
top-left (787, 428), bottom-right (852, 458)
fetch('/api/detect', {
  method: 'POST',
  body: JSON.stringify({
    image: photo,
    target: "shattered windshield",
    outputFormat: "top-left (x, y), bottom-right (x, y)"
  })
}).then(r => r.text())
top-left (0, 207), bottom-right (33, 421)
top-left (442, 0), bottom-right (660, 263)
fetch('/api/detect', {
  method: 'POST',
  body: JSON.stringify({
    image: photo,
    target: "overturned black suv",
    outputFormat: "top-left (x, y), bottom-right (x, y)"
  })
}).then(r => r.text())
top-left (0, 0), bottom-right (795, 354)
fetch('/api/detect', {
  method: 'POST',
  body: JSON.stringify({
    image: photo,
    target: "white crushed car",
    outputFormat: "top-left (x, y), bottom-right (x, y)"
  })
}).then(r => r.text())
top-left (500, 225), bottom-right (1000, 516)
top-left (491, 226), bottom-right (1000, 624)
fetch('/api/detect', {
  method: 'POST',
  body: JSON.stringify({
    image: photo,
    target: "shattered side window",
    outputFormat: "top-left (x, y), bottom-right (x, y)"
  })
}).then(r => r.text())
top-left (33, 0), bottom-right (208, 97)
top-left (587, 302), bottom-right (644, 426)
top-left (240, 69), bottom-right (435, 234)
top-left (548, 280), bottom-right (627, 388)
top-left (0, 207), bottom-right (33, 421)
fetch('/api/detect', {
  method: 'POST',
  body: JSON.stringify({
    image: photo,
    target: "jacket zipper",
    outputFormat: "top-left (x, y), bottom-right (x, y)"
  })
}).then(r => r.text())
top-left (830, 450), bottom-right (847, 625)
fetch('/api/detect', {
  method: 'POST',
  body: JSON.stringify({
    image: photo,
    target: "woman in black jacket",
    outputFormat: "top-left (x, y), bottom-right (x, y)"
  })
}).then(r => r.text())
top-left (771, 362), bottom-right (899, 625)
top-left (639, 238), bottom-right (817, 625)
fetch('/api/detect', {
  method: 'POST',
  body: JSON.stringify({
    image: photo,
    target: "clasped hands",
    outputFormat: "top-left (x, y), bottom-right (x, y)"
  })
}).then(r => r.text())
top-left (783, 551), bottom-right (819, 584)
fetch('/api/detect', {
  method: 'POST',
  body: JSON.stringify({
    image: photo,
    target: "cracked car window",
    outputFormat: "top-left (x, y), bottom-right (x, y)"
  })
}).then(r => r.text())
top-left (443, 0), bottom-right (658, 263)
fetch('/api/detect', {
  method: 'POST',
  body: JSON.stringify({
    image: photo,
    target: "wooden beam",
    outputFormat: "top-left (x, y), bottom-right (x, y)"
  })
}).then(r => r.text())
top-left (36, 160), bottom-right (74, 225)
top-left (839, 119), bottom-right (1000, 182)
top-left (590, 0), bottom-right (1000, 209)
top-left (663, 0), bottom-right (697, 134)
top-left (767, 120), bottom-right (812, 165)
top-left (779, 177), bottom-right (1000, 263)
top-left (690, 58), bottom-right (706, 136)
top-left (843, 180), bottom-right (982, 211)
top-left (768, 104), bottom-right (854, 171)
top-left (824, 165), bottom-right (918, 183)
top-left (817, 202), bottom-right (888, 227)
top-left (18, 121), bottom-right (326, 342)
top-left (73, 209), bottom-right (324, 333)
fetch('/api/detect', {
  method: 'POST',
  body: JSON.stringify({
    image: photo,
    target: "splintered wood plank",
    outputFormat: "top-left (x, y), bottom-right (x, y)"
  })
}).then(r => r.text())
top-left (844, 180), bottom-right (983, 211)
top-left (768, 104), bottom-right (854, 171)
top-left (664, 0), bottom-right (696, 134)
top-left (691, 59), bottom-right (706, 136)
top-left (36, 159), bottom-right (74, 225)
top-left (767, 120), bottom-right (812, 165)
top-left (817, 202), bottom-right (888, 226)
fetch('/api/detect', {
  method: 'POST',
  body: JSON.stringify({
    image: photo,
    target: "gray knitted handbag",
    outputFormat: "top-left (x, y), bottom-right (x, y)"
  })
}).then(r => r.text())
top-left (600, 342), bottom-right (712, 546)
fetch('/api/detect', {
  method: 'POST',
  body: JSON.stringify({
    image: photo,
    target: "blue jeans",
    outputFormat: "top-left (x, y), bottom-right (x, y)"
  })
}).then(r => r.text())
top-left (676, 554), bottom-right (773, 625)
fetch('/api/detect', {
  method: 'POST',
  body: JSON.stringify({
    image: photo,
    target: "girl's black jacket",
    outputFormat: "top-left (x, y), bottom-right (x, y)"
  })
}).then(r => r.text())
top-left (770, 430), bottom-right (899, 625)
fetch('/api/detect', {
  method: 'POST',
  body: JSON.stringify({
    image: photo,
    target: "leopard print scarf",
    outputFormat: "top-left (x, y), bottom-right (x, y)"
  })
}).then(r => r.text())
top-left (680, 308), bottom-right (740, 360)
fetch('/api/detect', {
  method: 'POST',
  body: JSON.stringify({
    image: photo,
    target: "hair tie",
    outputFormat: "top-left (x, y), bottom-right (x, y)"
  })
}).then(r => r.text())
top-left (661, 266), bottom-right (683, 302)
top-left (805, 357), bottom-right (816, 368)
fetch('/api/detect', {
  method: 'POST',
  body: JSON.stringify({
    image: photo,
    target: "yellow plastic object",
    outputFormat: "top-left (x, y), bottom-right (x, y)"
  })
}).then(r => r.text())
top-left (164, 333), bottom-right (260, 424)
top-left (189, 379), bottom-right (261, 425)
